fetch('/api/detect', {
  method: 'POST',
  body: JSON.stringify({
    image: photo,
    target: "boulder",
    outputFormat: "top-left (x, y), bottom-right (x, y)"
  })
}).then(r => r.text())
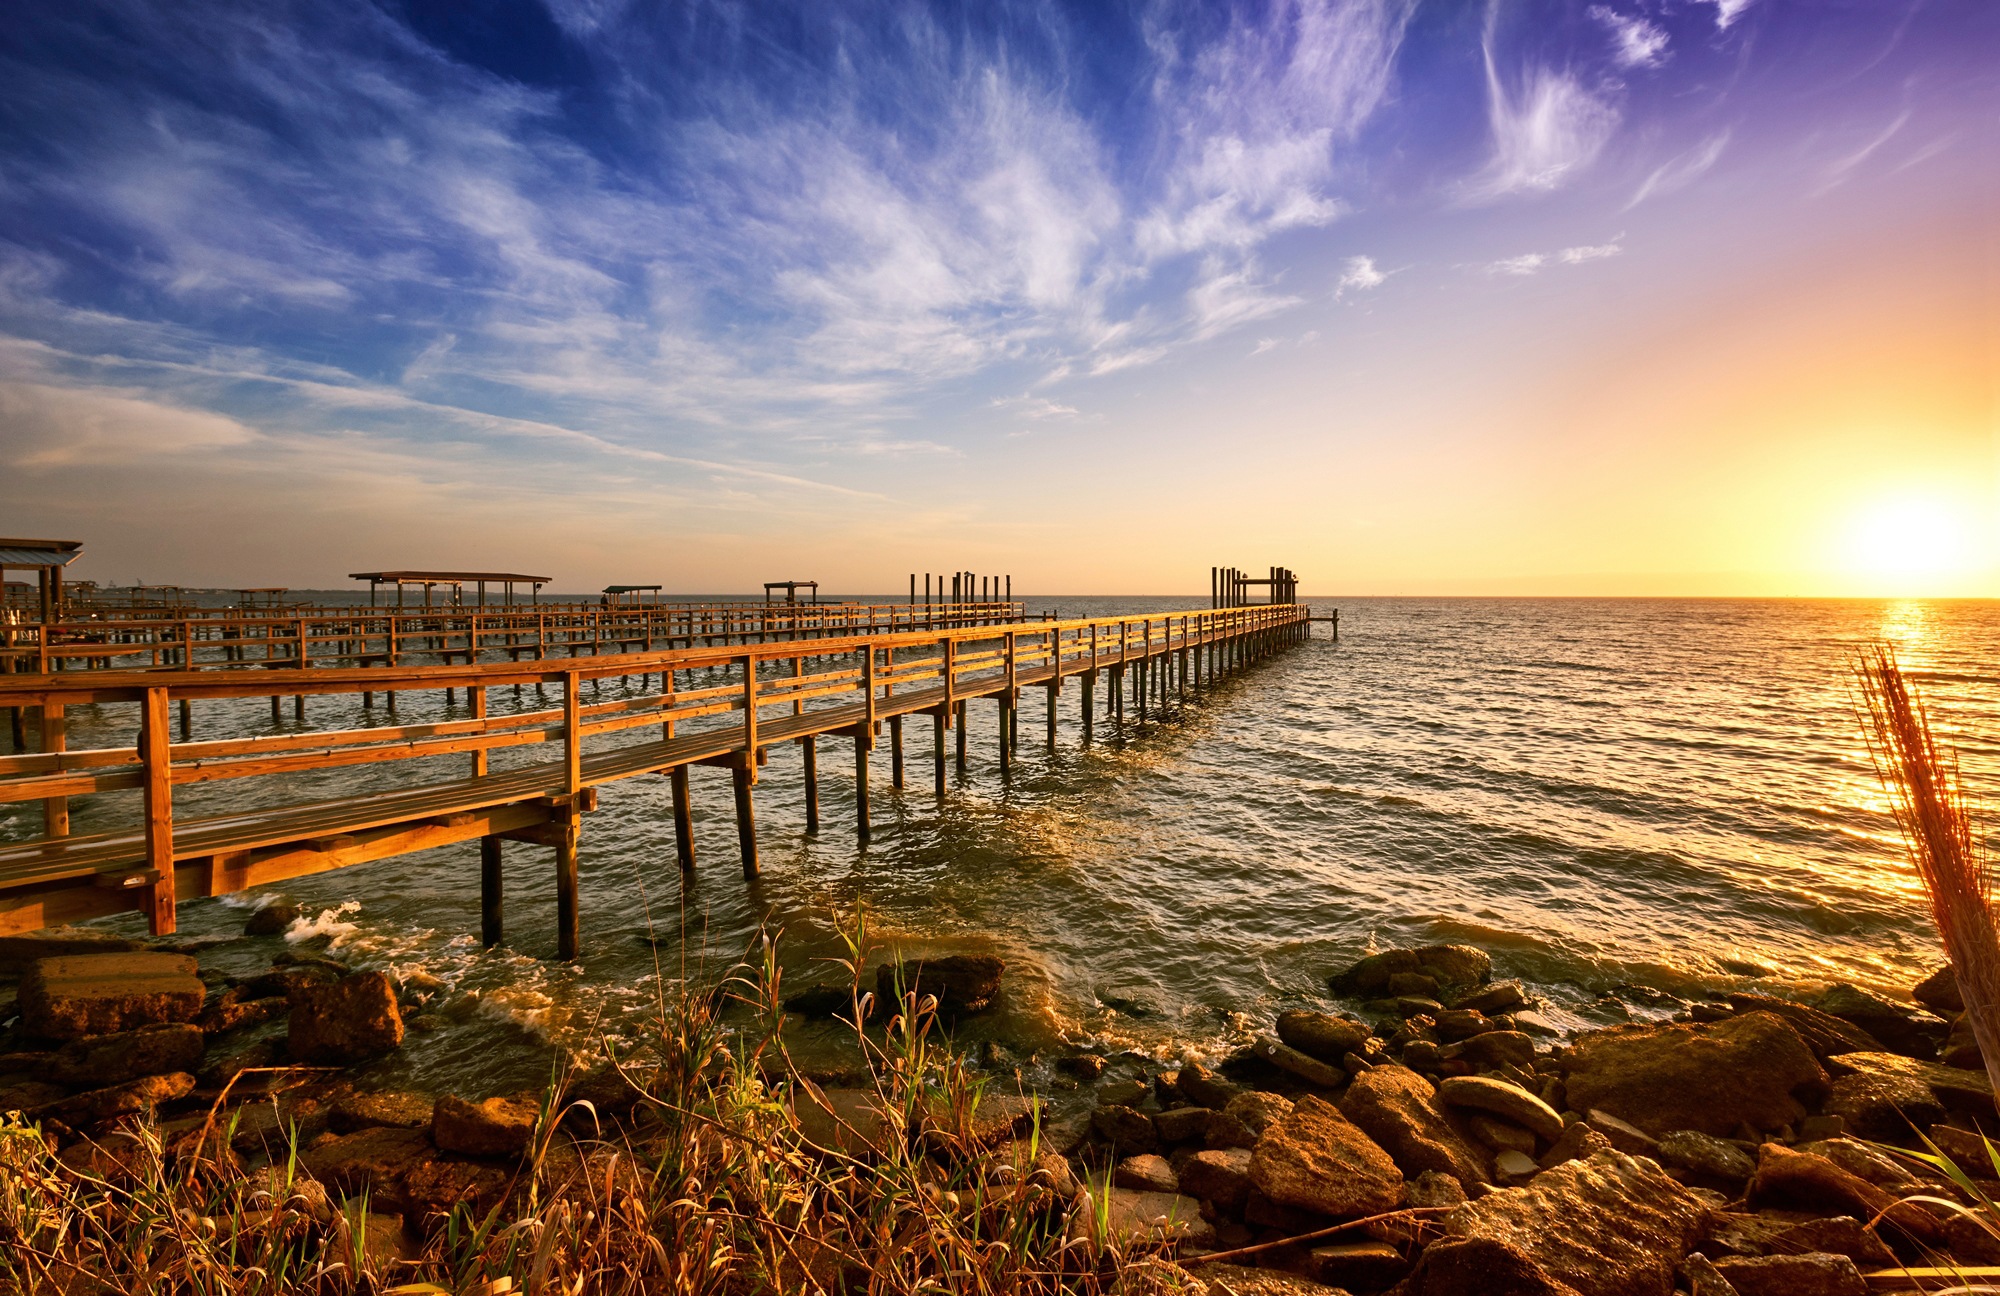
top-left (35, 1072), bottom-right (195, 1126)
top-left (1091, 1105), bottom-right (1157, 1154)
top-left (244, 902), bottom-right (302, 936)
top-left (874, 954), bottom-right (1003, 1018)
top-left (299, 1126), bottom-right (434, 1213)
top-left (1223, 1090), bottom-right (1295, 1136)
top-left (1704, 1214), bottom-right (1893, 1268)
top-left (1912, 965), bottom-right (1963, 1016)
top-left (1113, 1153), bottom-right (1177, 1194)
top-left (1179, 1146), bottom-right (1255, 1212)
top-left (47, 1023), bottom-right (204, 1089)
top-left (0, 928), bottom-right (143, 973)
top-left (197, 987), bottom-right (290, 1035)
top-left (431, 1094), bottom-right (536, 1159)
top-left (1726, 994), bottom-right (1883, 1062)
top-left (1470, 1114), bottom-right (1537, 1155)
top-left (1538, 1122), bottom-right (1610, 1171)
top-left (1153, 1106), bottom-right (1211, 1144)
top-left (1398, 1235), bottom-right (1586, 1296)
top-left (1438, 1149), bottom-right (1712, 1296)
top-left (1746, 1143), bottom-right (1941, 1247)
top-left (1249, 1036), bottom-right (1344, 1088)
top-left (1070, 1186), bottom-right (1216, 1248)
top-left (1823, 1050), bottom-right (1991, 1115)
top-left (1442, 1030), bottom-right (1536, 1071)
top-left (1205, 1110), bottom-right (1257, 1150)
top-left (1941, 1013), bottom-right (1982, 1070)
top-left (1454, 981), bottom-right (1530, 1015)
top-left (1436, 1075), bottom-right (1564, 1143)
top-left (1811, 983), bottom-right (1947, 1059)
top-left (1561, 1012), bottom-right (1824, 1137)
top-left (333, 1090), bottom-right (435, 1133)
top-left (1248, 1093), bottom-right (1403, 1219)
top-left (402, 1155), bottom-right (516, 1227)
top-left (1819, 1070), bottom-right (1944, 1143)
top-left (1710, 1253), bottom-right (1864, 1296)
top-left (17, 953), bottom-right (205, 1040)
top-left (1407, 1168), bottom-right (1468, 1206)
top-left (1330, 945), bottom-right (1491, 998)
top-left (1656, 1130), bottom-right (1756, 1183)
top-left (1277, 1011), bottom-right (1371, 1062)
top-left (1434, 1009), bottom-right (1492, 1042)
top-left (286, 971), bottom-right (404, 1064)
top-left (1341, 1064), bottom-right (1490, 1185)
top-left (1178, 1061), bottom-right (1244, 1109)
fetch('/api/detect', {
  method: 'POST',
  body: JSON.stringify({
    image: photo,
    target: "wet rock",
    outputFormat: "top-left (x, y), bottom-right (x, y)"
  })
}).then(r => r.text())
top-left (0, 928), bottom-right (144, 973)
top-left (1561, 1012), bottom-right (1824, 1137)
top-left (1710, 1253), bottom-right (1864, 1296)
top-left (1811, 983), bottom-right (1946, 1059)
top-left (1941, 1013), bottom-right (1982, 1070)
top-left (300, 1126), bottom-right (433, 1212)
top-left (1408, 1167), bottom-right (1468, 1206)
top-left (244, 902), bottom-right (301, 936)
top-left (403, 1155), bottom-right (516, 1227)
top-left (18, 953), bottom-right (206, 1040)
top-left (1071, 1186), bottom-right (1217, 1247)
top-left (199, 1039), bottom-right (280, 1092)
top-left (1656, 1129), bottom-right (1756, 1183)
top-left (1469, 1114), bottom-right (1537, 1154)
top-left (1249, 1093), bottom-right (1402, 1219)
top-left (1179, 1146), bottom-right (1255, 1212)
top-left (1439, 1149), bottom-right (1712, 1296)
top-left (1250, 1036), bottom-right (1345, 1088)
top-left (1455, 981), bottom-right (1530, 1015)
top-left (1538, 1121), bottom-right (1610, 1171)
top-left (1330, 945), bottom-right (1491, 998)
top-left (333, 1090), bottom-right (435, 1133)
top-left (1727, 994), bottom-right (1883, 1063)
top-left (1342, 1064), bottom-right (1489, 1185)
top-left (431, 1094), bottom-right (536, 1159)
top-left (1434, 1009), bottom-right (1492, 1042)
top-left (1310, 1239), bottom-right (1408, 1290)
top-left (1822, 1050), bottom-right (1991, 1115)
top-left (1389, 971), bottom-right (1441, 999)
top-left (1418, 946), bottom-right (1493, 989)
top-left (1178, 1060), bottom-right (1244, 1109)
top-left (1819, 1070), bottom-right (1944, 1143)
top-left (36, 1071), bottom-right (194, 1126)
top-left (1398, 1235), bottom-right (1586, 1296)
top-left (46, 1022), bottom-right (203, 1089)
top-left (1153, 1106), bottom-right (1211, 1144)
top-left (1436, 1075), bottom-right (1564, 1143)
top-left (1096, 1079), bottom-right (1149, 1107)
top-left (795, 1086), bottom-right (891, 1158)
top-left (286, 971), bottom-right (404, 1064)
top-left (238, 964), bottom-right (336, 1000)
top-left (198, 989), bottom-right (290, 1035)
top-left (1224, 1090), bottom-right (1295, 1135)
top-left (1113, 1152), bottom-right (1177, 1194)
top-left (1205, 1110), bottom-right (1257, 1150)
top-left (1092, 1104), bottom-right (1157, 1154)
top-left (1912, 965), bottom-right (1963, 1016)
top-left (1277, 1010), bottom-right (1371, 1062)
top-left (1059, 1052), bottom-right (1106, 1080)
top-left (1746, 1143), bottom-right (1941, 1247)
top-left (874, 954), bottom-right (1003, 1018)
top-left (1442, 1030), bottom-right (1536, 1071)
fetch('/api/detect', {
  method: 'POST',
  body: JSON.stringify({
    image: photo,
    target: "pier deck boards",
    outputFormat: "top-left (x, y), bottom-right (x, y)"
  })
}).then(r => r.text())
top-left (0, 602), bottom-right (1311, 949)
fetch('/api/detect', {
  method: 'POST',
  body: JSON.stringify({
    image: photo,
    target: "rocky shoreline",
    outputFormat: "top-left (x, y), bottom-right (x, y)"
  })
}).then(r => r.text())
top-left (4, 918), bottom-right (1999, 1294)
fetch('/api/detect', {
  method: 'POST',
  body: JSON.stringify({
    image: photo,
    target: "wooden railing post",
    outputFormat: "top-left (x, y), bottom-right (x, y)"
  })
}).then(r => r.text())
top-left (741, 653), bottom-right (759, 776)
top-left (40, 702), bottom-right (66, 837)
top-left (140, 687), bottom-right (176, 935)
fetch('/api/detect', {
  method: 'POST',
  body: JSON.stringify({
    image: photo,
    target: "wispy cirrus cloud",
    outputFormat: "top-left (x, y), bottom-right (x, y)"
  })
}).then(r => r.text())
top-left (1335, 254), bottom-right (1388, 298)
top-left (1588, 5), bottom-right (1669, 70)
top-left (1463, 12), bottom-right (1621, 202)
top-left (1626, 130), bottom-right (1731, 209)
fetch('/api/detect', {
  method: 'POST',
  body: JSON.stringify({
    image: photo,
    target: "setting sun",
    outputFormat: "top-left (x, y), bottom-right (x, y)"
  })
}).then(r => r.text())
top-left (1840, 493), bottom-right (1984, 593)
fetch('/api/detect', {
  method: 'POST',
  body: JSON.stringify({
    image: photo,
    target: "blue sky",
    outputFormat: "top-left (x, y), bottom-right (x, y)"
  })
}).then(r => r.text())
top-left (1, 1), bottom-right (1992, 593)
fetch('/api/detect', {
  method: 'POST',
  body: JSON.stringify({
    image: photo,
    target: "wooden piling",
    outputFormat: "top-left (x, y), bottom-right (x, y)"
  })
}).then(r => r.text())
top-left (933, 708), bottom-right (947, 795)
top-left (555, 813), bottom-right (580, 960)
top-left (802, 735), bottom-right (820, 832)
top-left (854, 729), bottom-right (871, 842)
top-left (671, 766), bottom-right (696, 871)
top-left (732, 761), bottom-right (758, 877)
top-left (890, 714), bottom-right (905, 789)
top-left (480, 836), bottom-right (503, 947)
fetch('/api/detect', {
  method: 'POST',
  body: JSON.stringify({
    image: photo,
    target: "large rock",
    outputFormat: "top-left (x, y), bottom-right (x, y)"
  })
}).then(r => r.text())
top-left (1249, 1036), bottom-right (1344, 1087)
top-left (286, 971), bottom-right (404, 1064)
top-left (1331, 945), bottom-right (1491, 997)
top-left (17, 953), bottom-right (205, 1040)
top-left (1439, 1149), bottom-right (1712, 1296)
top-left (1070, 1186), bottom-right (1216, 1248)
top-left (1436, 1075), bottom-right (1564, 1143)
top-left (1711, 1253), bottom-right (1865, 1296)
top-left (244, 902), bottom-right (302, 936)
top-left (47, 1023), bottom-right (204, 1089)
top-left (1248, 1093), bottom-right (1403, 1219)
top-left (874, 954), bottom-right (1003, 1018)
top-left (1811, 983), bottom-right (1947, 1059)
top-left (1820, 1070), bottom-right (1945, 1142)
top-left (1822, 1050), bottom-right (1991, 1115)
top-left (1746, 1143), bottom-right (1942, 1247)
top-left (1179, 1147), bottom-right (1255, 1212)
top-left (432, 1095), bottom-right (537, 1159)
top-left (333, 1090), bottom-right (435, 1133)
top-left (0, 928), bottom-right (143, 973)
top-left (403, 1155), bottom-right (517, 1227)
top-left (795, 1086), bottom-right (892, 1158)
top-left (1341, 1064), bottom-right (1490, 1185)
top-left (35, 1072), bottom-right (194, 1126)
top-left (1398, 1236), bottom-right (1586, 1296)
top-left (1561, 1012), bottom-right (1824, 1137)
top-left (1912, 965), bottom-right (1963, 1015)
top-left (299, 1126), bottom-right (434, 1213)
top-left (1277, 1010), bottom-right (1371, 1062)
top-left (1727, 994), bottom-right (1883, 1062)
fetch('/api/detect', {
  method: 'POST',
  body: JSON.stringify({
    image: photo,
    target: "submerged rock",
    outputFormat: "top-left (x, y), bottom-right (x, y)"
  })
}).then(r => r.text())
top-left (1329, 945), bottom-right (1492, 998)
top-left (1561, 1011), bottom-right (1824, 1137)
top-left (18, 953), bottom-right (206, 1040)
top-left (1438, 1149), bottom-right (1712, 1296)
top-left (244, 902), bottom-right (302, 937)
top-left (1248, 1093), bottom-right (1403, 1218)
top-left (874, 954), bottom-right (1003, 1018)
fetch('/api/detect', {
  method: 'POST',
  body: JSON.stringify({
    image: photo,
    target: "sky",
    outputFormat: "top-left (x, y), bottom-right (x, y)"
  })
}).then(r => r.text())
top-left (0, 0), bottom-right (1994, 597)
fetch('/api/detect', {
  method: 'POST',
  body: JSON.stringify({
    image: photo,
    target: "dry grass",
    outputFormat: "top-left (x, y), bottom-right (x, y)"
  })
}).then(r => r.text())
top-left (0, 914), bottom-right (1202, 1296)
top-left (1858, 645), bottom-right (2000, 1105)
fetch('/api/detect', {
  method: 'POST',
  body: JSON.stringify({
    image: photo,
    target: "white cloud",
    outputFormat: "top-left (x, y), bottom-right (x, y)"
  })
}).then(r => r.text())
top-left (1559, 241), bottom-right (1622, 263)
top-left (0, 376), bottom-right (259, 467)
top-left (1464, 12), bottom-right (1621, 202)
top-left (993, 395), bottom-right (1078, 419)
top-left (1335, 254), bottom-right (1387, 298)
top-left (1626, 130), bottom-right (1731, 208)
top-left (1588, 6), bottom-right (1669, 69)
top-left (1815, 110), bottom-right (1912, 195)
top-left (1486, 253), bottom-right (1546, 276)
top-left (1250, 337), bottom-right (1280, 355)
top-left (1691, 0), bottom-right (1755, 31)
top-left (1187, 258), bottom-right (1302, 340)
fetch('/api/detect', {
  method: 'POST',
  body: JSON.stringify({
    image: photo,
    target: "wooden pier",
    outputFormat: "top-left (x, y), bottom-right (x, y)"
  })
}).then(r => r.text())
top-left (0, 599), bottom-right (1312, 958)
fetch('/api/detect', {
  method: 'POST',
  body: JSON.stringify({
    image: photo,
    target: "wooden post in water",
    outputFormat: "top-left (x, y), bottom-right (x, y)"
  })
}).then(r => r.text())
top-left (854, 730), bottom-right (871, 843)
top-left (890, 714), bottom-right (904, 789)
top-left (802, 735), bottom-right (820, 832)
top-left (956, 699), bottom-right (968, 770)
top-left (671, 767), bottom-right (696, 871)
top-left (933, 709), bottom-right (947, 795)
top-left (732, 761), bottom-right (758, 878)
top-left (556, 671), bottom-right (582, 960)
top-left (481, 837), bottom-right (504, 947)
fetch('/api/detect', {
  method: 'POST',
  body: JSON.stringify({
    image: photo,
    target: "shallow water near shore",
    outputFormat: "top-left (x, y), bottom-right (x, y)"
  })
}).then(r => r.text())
top-left (9, 596), bottom-right (1999, 1096)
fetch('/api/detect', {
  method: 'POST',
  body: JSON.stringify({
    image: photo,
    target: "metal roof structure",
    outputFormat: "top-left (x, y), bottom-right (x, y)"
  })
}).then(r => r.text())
top-left (0, 539), bottom-right (83, 569)
top-left (349, 569), bottom-right (551, 608)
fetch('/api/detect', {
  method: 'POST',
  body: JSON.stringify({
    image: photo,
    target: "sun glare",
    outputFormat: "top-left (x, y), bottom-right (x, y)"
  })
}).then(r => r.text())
top-left (1840, 495), bottom-right (1980, 592)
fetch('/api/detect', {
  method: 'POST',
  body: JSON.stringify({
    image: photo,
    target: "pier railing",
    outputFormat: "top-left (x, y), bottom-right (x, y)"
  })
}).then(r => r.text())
top-left (0, 602), bottom-right (1311, 953)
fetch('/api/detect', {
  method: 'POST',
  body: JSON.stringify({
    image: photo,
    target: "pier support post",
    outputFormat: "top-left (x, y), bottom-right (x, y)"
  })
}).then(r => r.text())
top-left (732, 761), bottom-right (759, 878)
top-left (1082, 670), bottom-right (1095, 741)
top-left (1046, 683), bottom-right (1057, 748)
top-left (670, 766), bottom-right (696, 872)
top-left (890, 714), bottom-right (905, 789)
top-left (955, 700), bottom-right (968, 771)
top-left (997, 694), bottom-right (1012, 774)
top-left (933, 709), bottom-right (947, 795)
top-left (179, 698), bottom-right (192, 739)
top-left (481, 836), bottom-right (503, 947)
top-left (854, 730), bottom-right (871, 842)
top-left (554, 812), bottom-right (580, 962)
top-left (39, 703), bottom-right (66, 837)
top-left (802, 735), bottom-right (820, 832)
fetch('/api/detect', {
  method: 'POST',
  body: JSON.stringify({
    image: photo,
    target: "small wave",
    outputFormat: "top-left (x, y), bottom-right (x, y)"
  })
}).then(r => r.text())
top-left (285, 901), bottom-right (363, 947)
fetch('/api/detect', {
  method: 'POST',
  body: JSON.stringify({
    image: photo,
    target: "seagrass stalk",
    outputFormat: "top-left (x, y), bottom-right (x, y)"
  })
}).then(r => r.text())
top-left (1858, 646), bottom-right (2000, 1106)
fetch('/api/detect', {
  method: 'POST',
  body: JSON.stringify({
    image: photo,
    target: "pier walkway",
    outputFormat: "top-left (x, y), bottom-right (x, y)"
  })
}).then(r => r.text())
top-left (0, 602), bottom-right (1310, 958)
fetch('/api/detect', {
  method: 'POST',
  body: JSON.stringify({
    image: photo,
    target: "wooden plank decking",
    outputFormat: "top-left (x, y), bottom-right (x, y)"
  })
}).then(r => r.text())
top-left (0, 602), bottom-right (1312, 957)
